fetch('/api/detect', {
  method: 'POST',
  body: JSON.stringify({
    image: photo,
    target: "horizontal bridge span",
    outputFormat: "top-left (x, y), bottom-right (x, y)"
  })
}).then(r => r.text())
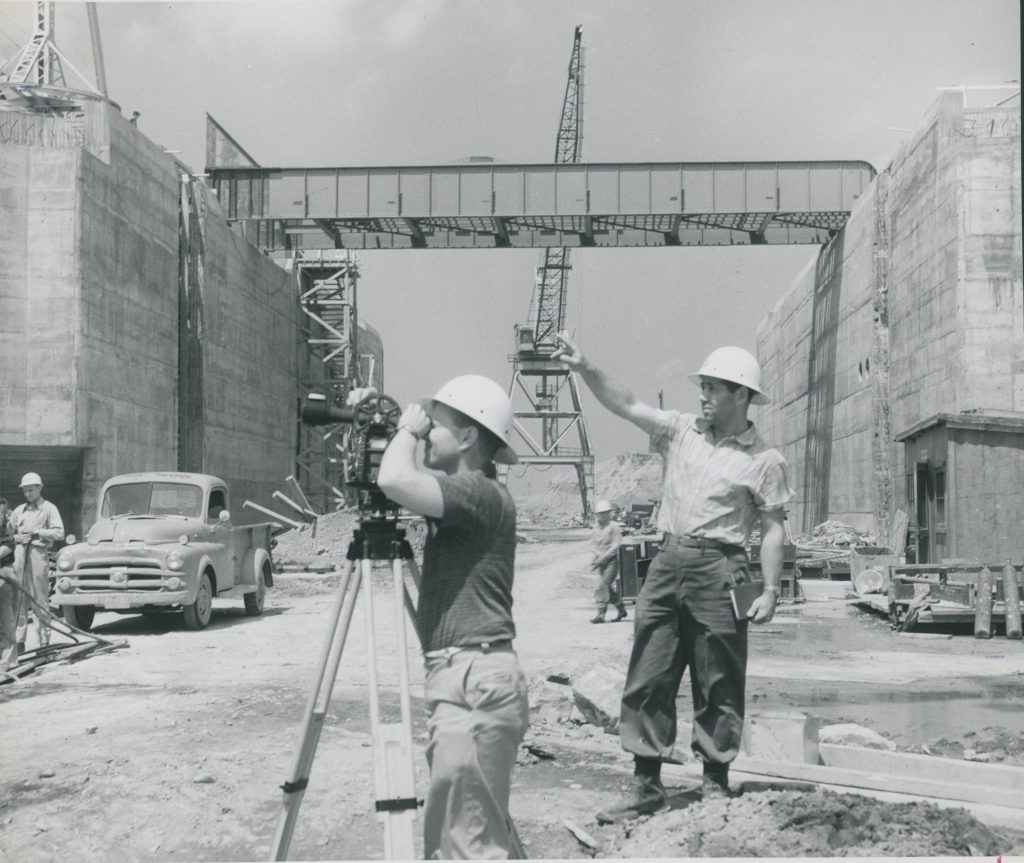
top-left (207, 160), bottom-right (875, 250)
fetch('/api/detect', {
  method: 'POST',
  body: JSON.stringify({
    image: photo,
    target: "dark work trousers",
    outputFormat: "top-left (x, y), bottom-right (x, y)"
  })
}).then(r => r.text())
top-left (618, 539), bottom-right (750, 767)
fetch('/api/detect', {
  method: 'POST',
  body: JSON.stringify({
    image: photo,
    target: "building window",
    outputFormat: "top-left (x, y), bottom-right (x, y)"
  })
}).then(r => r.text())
top-left (934, 468), bottom-right (946, 532)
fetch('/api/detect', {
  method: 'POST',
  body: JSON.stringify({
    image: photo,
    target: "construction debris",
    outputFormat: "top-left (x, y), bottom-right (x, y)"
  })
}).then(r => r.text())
top-left (615, 788), bottom-right (1006, 858)
top-left (795, 520), bottom-right (878, 549)
top-left (0, 573), bottom-right (128, 685)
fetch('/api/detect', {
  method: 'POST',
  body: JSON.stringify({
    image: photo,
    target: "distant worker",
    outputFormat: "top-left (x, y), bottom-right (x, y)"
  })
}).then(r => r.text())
top-left (0, 539), bottom-right (18, 671)
top-left (553, 335), bottom-right (792, 821)
top-left (9, 473), bottom-right (65, 649)
top-left (365, 375), bottom-right (529, 859)
top-left (590, 499), bottom-right (627, 623)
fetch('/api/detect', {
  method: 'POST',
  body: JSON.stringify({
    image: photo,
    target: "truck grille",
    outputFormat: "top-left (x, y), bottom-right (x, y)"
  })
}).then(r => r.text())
top-left (71, 558), bottom-right (169, 592)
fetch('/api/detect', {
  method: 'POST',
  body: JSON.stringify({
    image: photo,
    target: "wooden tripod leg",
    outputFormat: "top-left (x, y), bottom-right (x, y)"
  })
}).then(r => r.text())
top-left (364, 557), bottom-right (419, 859)
top-left (270, 557), bottom-right (361, 861)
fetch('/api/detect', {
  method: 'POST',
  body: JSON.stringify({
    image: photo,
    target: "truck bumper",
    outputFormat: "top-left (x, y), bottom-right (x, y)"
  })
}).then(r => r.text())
top-left (52, 589), bottom-right (192, 609)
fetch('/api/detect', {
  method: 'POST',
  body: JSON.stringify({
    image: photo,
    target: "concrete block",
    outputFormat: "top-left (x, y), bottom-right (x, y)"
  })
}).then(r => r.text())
top-left (571, 666), bottom-right (626, 733)
top-left (741, 711), bottom-right (821, 764)
top-left (819, 722), bottom-right (896, 750)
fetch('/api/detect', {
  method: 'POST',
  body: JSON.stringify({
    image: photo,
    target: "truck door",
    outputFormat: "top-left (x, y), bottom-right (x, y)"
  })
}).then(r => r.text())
top-left (206, 487), bottom-right (234, 592)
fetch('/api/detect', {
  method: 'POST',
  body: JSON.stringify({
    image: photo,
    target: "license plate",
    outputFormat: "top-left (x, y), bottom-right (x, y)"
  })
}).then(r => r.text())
top-left (104, 595), bottom-right (131, 609)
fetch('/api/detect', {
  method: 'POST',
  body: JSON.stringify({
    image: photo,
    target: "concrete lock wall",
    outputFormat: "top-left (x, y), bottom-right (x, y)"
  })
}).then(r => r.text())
top-left (758, 92), bottom-right (1023, 554)
top-left (1, 101), bottom-right (300, 534)
top-left (196, 178), bottom-right (300, 518)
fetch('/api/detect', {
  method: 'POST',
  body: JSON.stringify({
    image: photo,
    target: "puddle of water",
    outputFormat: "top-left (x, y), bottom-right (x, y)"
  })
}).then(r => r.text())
top-left (743, 603), bottom-right (1024, 747)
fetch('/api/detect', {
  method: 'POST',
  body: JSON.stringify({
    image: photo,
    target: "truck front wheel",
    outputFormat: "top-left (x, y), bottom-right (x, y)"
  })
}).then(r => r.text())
top-left (63, 604), bottom-right (96, 632)
top-left (183, 572), bottom-right (214, 630)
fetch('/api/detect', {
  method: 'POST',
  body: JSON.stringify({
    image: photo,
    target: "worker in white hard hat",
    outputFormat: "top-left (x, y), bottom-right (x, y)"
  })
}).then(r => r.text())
top-left (590, 499), bottom-right (627, 623)
top-left (354, 375), bottom-right (528, 859)
top-left (8, 472), bottom-right (65, 649)
top-left (554, 334), bottom-right (792, 821)
top-left (0, 515), bottom-right (18, 670)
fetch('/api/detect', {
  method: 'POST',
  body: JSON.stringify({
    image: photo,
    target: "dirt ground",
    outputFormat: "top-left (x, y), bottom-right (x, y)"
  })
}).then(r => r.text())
top-left (3, 514), bottom-right (1024, 861)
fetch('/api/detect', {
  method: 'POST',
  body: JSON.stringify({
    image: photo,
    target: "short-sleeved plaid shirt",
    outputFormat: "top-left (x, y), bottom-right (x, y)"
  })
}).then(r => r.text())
top-left (649, 412), bottom-right (792, 546)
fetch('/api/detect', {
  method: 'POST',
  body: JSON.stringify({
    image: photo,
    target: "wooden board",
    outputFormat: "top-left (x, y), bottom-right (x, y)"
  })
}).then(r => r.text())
top-left (726, 754), bottom-right (1024, 809)
top-left (818, 743), bottom-right (1024, 794)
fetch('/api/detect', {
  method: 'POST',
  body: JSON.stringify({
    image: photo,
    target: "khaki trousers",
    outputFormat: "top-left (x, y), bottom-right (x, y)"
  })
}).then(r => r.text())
top-left (619, 541), bottom-right (750, 768)
top-left (422, 647), bottom-right (530, 859)
top-left (593, 559), bottom-right (625, 615)
top-left (0, 567), bottom-right (19, 669)
top-left (14, 544), bottom-right (51, 647)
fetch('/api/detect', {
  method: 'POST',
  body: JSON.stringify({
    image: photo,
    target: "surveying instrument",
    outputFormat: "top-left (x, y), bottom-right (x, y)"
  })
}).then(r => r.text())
top-left (271, 393), bottom-right (423, 860)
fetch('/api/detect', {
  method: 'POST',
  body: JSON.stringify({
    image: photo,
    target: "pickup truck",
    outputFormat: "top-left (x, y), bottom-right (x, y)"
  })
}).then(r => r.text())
top-left (51, 472), bottom-right (275, 632)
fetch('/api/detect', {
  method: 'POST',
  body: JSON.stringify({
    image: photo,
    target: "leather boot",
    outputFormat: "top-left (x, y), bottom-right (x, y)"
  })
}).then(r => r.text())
top-left (595, 774), bottom-right (669, 823)
top-left (701, 763), bottom-right (730, 799)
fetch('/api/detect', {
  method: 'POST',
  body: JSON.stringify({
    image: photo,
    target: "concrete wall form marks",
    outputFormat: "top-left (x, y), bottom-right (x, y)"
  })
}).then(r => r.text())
top-left (2, 101), bottom-right (301, 531)
top-left (758, 93), bottom-right (1023, 544)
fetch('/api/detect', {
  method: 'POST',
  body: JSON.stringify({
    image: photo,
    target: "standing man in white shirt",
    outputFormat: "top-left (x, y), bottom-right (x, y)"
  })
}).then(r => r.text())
top-left (8, 472), bottom-right (64, 648)
top-left (554, 335), bottom-right (792, 821)
top-left (589, 499), bottom-right (627, 624)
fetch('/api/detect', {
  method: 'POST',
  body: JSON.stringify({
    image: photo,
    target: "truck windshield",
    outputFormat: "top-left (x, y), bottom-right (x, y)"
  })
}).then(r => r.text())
top-left (101, 482), bottom-right (204, 518)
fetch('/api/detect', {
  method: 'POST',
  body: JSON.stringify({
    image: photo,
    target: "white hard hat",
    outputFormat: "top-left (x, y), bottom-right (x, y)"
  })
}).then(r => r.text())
top-left (432, 375), bottom-right (518, 465)
top-left (689, 347), bottom-right (769, 405)
top-left (594, 500), bottom-right (613, 513)
top-left (19, 472), bottom-right (43, 487)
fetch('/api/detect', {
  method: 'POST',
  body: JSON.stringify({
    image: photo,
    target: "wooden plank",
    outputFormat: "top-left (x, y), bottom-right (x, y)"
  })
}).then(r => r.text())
top-left (888, 508), bottom-right (909, 553)
top-left (726, 755), bottom-right (1024, 809)
top-left (661, 760), bottom-right (1024, 830)
top-left (818, 743), bottom-right (1024, 794)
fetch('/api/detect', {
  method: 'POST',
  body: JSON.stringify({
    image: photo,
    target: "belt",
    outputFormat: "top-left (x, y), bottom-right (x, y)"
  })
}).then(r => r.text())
top-left (662, 533), bottom-right (745, 554)
top-left (423, 639), bottom-right (514, 662)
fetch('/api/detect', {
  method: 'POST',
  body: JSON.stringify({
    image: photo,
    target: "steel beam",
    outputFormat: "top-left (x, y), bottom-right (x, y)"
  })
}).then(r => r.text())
top-left (208, 160), bottom-right (875, 251)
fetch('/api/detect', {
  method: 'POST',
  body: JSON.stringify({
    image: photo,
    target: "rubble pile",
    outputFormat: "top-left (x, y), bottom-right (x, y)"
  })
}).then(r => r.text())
top-left (518, 454), bottom-right (663, 526)
top-left (272, 509), bottom-right (358, 569)
top-left (795, 520), bottom-right (879, 549)
top-left (617, 788), bottom-right (1004, 858)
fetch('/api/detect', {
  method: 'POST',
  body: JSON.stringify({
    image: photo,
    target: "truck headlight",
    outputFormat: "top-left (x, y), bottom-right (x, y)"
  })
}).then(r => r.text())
top-left (56, 552), bottom-right (75, 572)
top-left (166, 551), bottom-right (184, 571)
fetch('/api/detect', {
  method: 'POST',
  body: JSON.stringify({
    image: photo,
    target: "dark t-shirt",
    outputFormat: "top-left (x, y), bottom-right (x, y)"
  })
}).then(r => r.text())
top-left (418, 471), bottom-right (517, 652)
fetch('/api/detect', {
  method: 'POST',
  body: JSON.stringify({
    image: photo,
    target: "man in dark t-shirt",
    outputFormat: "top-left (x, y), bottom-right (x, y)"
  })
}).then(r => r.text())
top-left (377, 374), bottom-right (529, 860)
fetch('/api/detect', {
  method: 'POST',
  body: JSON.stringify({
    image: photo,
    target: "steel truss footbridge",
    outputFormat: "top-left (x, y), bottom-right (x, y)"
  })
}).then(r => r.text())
top-left (209, 159), bottom-right (874, 252)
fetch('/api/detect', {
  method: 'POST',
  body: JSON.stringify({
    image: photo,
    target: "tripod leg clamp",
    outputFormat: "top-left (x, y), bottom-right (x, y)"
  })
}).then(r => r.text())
top-left (375, 797), bottom-right (422, 813)
top-left (280, 778), bottom-right (310, 794)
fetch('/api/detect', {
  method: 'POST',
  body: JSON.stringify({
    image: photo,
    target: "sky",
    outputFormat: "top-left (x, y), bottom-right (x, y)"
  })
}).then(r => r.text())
top-left (0, 0), bottom-right (1019, 485)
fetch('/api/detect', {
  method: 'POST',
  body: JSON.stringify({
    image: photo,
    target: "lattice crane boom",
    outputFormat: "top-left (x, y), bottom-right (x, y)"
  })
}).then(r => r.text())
top-left (507, 25), bottom-right (595, 519)
top-left (524, 24), bottom-right (583, 352)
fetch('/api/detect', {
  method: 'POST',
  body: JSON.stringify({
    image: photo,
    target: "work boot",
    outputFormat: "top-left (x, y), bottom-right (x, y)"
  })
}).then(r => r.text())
top-left (595, 774), bottom-right (669, 823)
top-left (701, 763), bottom-right (730, 800)
top-left (613, 607), bottom-right (628, 622)
top-left (590, 614), bottom-right (606, 624)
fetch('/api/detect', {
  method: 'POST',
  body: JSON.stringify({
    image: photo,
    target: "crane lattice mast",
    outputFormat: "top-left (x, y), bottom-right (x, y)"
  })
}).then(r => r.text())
top-left (508, 25), bottom-right (595, 518)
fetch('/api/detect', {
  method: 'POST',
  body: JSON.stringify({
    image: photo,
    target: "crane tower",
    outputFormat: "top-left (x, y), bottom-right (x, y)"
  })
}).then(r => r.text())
top-left (507, 25), bottom-right (594, 518)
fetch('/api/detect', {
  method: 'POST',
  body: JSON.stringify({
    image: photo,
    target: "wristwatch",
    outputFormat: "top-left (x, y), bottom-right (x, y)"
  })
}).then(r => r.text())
top-left (762, 585), bottom-right (780, 595)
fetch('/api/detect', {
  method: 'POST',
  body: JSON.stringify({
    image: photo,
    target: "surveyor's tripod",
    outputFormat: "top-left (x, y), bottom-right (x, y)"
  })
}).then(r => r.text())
top-left (270, 515), bottom-right (423, 861)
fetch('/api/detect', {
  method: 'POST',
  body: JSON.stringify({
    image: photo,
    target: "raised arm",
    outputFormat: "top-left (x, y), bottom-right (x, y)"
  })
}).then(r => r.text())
top-left (376, 402), bottom-right (444, 519)
top-left (552, 333), bottom-right (663, 435)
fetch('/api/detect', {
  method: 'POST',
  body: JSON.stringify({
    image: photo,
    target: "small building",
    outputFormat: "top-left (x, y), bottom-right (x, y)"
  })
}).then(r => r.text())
top-left (895, 412), bottom-right (1024, 564)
